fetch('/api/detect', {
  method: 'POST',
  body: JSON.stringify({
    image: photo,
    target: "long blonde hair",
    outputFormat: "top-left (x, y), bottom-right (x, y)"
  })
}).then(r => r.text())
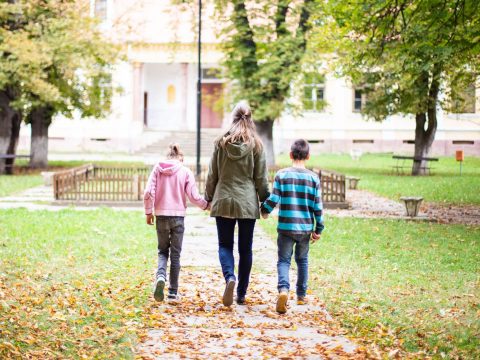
top-left (166, 143), bottom-right (184, 161)
top-left (218, 101), bottom-right (263, 153)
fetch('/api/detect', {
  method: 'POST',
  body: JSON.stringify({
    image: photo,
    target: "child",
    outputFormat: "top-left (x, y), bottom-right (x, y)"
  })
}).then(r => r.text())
top-left (144, 144), bottom-right (208, 302)
top-left (261, 139), bottom-right (324, 314)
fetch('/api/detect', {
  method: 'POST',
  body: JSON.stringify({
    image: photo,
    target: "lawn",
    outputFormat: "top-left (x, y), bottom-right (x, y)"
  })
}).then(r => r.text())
top-left (0, 160), bottom-right (147, 198)
top-left (0, 175), bottom-right (43, 197)
top-left (276, 153), bottom-right (480, 205)
top-left (260, 216), bottom-right (480, 359)
top-left (0, 208), bottom-right (159, 359)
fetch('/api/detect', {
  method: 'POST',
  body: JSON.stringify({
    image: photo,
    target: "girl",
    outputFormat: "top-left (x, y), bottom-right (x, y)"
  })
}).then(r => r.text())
top-left (205, 101), bottom-right (269, 306)
top-left (144, 144), bottom-right (208, 302)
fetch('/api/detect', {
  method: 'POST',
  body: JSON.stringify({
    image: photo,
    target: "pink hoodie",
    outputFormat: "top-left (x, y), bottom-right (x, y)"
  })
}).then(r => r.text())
top-left (143, 160), bottom-right (208, 216)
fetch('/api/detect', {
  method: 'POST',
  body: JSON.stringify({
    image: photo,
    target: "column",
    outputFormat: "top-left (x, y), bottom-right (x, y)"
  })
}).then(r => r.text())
top-left (132, 61), bottom-right (144, 123)
top-left (182, 63), bottom-right (188, 129)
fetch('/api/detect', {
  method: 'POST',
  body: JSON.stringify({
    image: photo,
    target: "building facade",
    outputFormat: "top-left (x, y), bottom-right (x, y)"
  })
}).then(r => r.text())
top-left (17, 0), bottom-right (480, 158)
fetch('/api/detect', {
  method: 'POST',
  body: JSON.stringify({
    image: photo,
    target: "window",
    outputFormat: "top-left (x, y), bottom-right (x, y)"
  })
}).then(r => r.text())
top-left (303, 73), bottom-right (325, 112)
top-left (202, 68), bottom-right (221, 80)
top-left (94, 0), bottom-right (107, 21)
top-left (167, 85), bottom-right (176, 104)
top-left (451, 83), bottom-right (476, 114)
top-left (353, 88), bottom-right (367, 112)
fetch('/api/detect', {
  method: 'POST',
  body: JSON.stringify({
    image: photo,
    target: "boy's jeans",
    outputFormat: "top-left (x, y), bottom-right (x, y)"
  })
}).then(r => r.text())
top-left (215, 217), bottom-right (256, 298)
top-left (155, 216), bottom-right (185, 295)
top-left (277, 232), bottom-right (310, 297)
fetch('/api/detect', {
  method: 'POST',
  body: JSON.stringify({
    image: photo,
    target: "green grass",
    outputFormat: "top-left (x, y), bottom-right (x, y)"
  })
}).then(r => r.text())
top-left (13, 159), bottom-right (147, 168)
top-left (277, 153), bottom-right (480, 205)
top-left (0, 160), bottom-right (148, 198)
top-left (0, 208), bottom-right (156, 358)
top-left (260, 216), bottom-right (480, 358)
top-left (0, 175), bottom-right (43, 197)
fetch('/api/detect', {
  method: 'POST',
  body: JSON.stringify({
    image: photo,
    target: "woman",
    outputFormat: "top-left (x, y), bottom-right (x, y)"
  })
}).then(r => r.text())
top-left (205, 101), bottom-right (269, 306)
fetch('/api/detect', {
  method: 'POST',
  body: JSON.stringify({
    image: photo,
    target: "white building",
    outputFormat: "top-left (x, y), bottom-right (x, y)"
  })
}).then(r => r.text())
top-left (17, 0), bottom-right (480, 159)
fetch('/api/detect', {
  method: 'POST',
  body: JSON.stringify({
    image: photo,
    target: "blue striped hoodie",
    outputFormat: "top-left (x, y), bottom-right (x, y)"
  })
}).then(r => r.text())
top-left (261, 167), bottom-right (324, 234)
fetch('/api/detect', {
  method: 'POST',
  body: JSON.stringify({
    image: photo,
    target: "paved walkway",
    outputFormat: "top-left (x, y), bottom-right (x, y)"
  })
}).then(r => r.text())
top-left (136, 210), bottom-right (358, 359)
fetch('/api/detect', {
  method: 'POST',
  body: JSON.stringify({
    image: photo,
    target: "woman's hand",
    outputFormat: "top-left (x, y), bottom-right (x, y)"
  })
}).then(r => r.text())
top-left (146, 214), bottom-right (154, 225)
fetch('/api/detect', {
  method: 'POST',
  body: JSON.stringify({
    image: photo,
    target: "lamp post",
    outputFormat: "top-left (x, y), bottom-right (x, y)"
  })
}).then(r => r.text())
top-left (196, 0), bottom-right (202, 176)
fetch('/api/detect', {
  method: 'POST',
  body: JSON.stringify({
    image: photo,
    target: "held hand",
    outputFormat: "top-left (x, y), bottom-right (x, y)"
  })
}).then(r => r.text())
top-left (261, 212), bottom-right (269, 219)
top-left (310, 232), bottom-right (321, 244)
top-left (206, 202), bottom-right (211, 211)
top-left (146, 214), bottom-right (154, 225)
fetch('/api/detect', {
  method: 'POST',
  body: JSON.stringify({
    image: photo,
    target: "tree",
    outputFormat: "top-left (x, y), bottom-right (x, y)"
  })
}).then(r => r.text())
top-left (315, 0), bottom-right (480, 175)
top-left (215, 0), bottom-right (314, 165)
top-left (0, 0), bottom-right (119, 172)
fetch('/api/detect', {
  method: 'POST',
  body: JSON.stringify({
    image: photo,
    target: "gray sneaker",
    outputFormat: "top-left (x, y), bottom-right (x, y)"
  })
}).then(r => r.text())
top-left (153, 277), bottom-right (165, 302)
top-left (222, 278), bottom-right (236, 307)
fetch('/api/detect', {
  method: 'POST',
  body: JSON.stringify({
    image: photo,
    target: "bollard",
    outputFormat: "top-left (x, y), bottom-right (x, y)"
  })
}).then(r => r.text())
top-left (400, 197), bottom-right (423, 217)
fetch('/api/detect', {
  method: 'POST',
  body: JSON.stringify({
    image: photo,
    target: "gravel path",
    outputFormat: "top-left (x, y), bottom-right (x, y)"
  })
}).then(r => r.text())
top-left (328, 189), bottom-right (480, 226)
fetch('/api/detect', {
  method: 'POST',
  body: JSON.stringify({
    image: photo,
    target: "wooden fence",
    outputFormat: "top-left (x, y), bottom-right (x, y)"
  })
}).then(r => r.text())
top-left (53, 164), bottom-right (348, 208)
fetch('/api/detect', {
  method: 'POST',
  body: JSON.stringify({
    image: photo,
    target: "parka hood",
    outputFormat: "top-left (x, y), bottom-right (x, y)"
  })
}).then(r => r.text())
top-left (225, 141), bottom-right (254, 160)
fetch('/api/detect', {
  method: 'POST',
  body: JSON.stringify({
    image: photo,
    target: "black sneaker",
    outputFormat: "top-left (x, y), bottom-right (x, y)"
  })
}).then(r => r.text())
top-left (222, 278), bottom-right (236, 307)
top-left (236, 296), bottom-right (246, 305)
top-left (153, 277), bottom-right (165, 302)
top-left (167, 293), bottom-right (179, 303)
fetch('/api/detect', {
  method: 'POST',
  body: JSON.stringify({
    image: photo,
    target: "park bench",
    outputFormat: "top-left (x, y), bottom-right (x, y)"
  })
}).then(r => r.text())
top-left (0, 154), bottom-right (31, 173)
top-left (392, 155), bottom-right (439, 175)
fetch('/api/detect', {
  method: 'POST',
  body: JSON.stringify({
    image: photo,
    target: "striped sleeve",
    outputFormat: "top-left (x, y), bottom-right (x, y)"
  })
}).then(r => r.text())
top-left (261, 174), bottom-right (281, 213)
top-left (313, 179), bottom-right (324, 234)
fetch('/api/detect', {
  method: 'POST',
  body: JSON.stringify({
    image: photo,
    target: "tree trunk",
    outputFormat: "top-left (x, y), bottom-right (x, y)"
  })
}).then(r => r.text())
top-left (412, 66), bottom-right (440, 176)
top-left (255, 118), bottom-right (275, 167)
top-left (4, 112), bottom-right (21, 174)
top-left (29, 106), bottom-right (53, 169)
top-left (412, 110), bottom-right (438, 175)
top-left (412, 113), bottom-right (430, 175)
top-left (0, 89), bottom-right (19, 175)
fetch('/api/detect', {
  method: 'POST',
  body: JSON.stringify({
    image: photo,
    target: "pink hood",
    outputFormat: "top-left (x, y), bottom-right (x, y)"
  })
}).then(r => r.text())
top-left (143, 160), bottom-right (208, 216)
top-left (157, 160), bottom-right (183, 175)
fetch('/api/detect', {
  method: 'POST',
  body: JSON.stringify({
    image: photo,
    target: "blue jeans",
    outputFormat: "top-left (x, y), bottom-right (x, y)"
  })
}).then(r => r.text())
top-left (215, 217), bottom-right (256, 298)
top-left (277, 232), bottom-right (310, 297)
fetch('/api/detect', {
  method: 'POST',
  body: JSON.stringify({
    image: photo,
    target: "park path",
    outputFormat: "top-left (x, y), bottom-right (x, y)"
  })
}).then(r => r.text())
top-left (135, 209), bottom-right (359, 359)
top-left (1, 184), bottom-right (479, 225)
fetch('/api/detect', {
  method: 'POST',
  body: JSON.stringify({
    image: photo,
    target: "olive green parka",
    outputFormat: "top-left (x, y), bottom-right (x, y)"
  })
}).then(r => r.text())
top-left (204, 141), bottom-right (270, 219)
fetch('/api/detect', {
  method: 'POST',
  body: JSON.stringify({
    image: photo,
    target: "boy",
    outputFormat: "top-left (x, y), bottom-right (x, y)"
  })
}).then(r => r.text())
top-left (261, 139), bottom-right (324, 314)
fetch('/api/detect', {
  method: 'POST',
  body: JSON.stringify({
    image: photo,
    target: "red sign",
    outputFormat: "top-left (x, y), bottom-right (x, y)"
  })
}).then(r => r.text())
top-left (456, 150), bottom-right (464, 162)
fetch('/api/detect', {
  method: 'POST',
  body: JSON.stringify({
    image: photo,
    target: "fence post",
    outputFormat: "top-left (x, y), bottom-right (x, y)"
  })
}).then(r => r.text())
top-left (133, 174), bottom-right (140, 201)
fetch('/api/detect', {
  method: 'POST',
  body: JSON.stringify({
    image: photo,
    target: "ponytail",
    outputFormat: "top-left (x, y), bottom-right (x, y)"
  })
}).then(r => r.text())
top-left (218, 101), bottom-right (263, 154)
top-left (167, 143), bottom-right (184, 161)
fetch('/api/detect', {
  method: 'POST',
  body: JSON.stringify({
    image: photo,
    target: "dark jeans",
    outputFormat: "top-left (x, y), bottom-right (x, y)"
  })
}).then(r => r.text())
top-left (215, 217), bottom-right (256, 298)
top-left (277, 232), bottom-right (310, 297)
top-left (155, 216), bottom-right (185, 295)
